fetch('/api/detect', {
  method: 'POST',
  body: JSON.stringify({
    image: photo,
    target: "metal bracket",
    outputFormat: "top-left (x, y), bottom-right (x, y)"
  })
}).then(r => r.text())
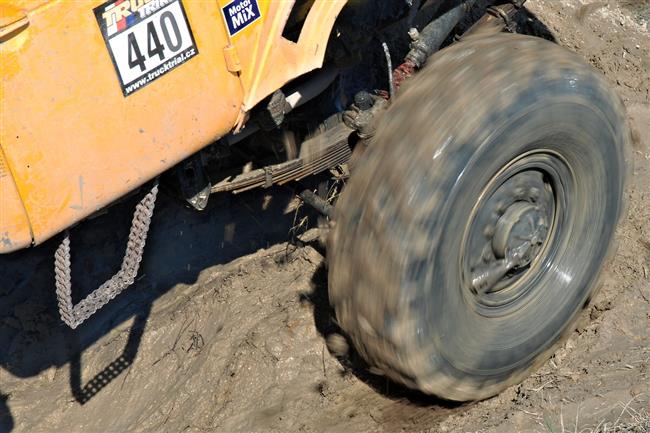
top-left (176, 154), bottom-right (211, 211)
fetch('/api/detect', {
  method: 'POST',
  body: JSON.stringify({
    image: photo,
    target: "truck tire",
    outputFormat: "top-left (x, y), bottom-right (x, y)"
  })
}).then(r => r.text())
top-left (328, 34), bottom-right (630, 401)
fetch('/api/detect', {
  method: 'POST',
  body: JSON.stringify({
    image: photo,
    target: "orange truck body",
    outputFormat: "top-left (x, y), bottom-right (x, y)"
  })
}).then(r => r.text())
top-left (0, 0), bottom-right (346, 253)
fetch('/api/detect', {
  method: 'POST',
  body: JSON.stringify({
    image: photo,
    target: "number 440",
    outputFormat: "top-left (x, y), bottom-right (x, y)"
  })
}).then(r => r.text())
top-left (128, 11), bottom-right (182, 72)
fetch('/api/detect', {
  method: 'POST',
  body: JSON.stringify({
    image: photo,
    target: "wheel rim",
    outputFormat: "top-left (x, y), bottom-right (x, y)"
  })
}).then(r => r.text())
top-left (460, 151), bottom-right (571, 314)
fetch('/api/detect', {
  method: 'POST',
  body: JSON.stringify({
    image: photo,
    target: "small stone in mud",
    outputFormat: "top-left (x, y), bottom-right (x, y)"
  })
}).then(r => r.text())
top-left (326, 333), bottom-right (349, 357)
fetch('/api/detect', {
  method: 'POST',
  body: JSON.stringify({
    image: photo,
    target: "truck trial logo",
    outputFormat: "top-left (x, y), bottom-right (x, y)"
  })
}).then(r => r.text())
top-left (94, 0), bottom-right (198, 96)
top-left (222, 0), bottom-right (261, 36)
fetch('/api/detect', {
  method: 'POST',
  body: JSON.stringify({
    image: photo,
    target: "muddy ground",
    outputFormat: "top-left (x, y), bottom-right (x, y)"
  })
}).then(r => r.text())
top-left (1, 1), bottom-right (649, 432)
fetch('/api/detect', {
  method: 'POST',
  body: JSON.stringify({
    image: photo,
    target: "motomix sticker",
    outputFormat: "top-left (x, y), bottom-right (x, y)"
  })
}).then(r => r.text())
top-left (222, 0), bottom-right (261, 36)
top-left (94, 0), bottom-right (198, 96)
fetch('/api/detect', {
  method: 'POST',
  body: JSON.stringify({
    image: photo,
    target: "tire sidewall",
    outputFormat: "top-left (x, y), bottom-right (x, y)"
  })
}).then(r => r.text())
top-left (409, 78), bottom-right (626, 394)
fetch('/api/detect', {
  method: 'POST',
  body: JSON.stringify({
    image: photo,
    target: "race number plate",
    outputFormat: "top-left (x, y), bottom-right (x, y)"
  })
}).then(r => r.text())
top-left (94, 0), bottom-right (198, 96)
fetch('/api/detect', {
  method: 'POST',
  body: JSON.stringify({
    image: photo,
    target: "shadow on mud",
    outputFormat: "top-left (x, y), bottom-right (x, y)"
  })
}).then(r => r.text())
top-left (513, 7), bottom-right (557, 43)
top-left (68, 306), bottom-right (151, 405)
top-left (0, 183), bottom-right (318, 426)
top-left (0, 393), bottom-right (12, 433)
top-left (301, 255), bottom-right (470, 411)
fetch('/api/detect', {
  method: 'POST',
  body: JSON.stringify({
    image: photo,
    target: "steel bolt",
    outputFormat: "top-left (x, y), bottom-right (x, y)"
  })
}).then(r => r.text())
top-left (354, 91), bottom-right (374, 111)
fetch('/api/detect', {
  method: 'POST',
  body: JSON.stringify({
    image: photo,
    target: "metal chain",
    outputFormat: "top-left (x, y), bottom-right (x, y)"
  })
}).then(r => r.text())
top-left (54, 181), bottom-right (159, 329)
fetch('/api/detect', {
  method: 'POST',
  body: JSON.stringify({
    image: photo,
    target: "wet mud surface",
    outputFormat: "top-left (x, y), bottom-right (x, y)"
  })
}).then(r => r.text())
top-left (1, 1), bottom-right (649, 432)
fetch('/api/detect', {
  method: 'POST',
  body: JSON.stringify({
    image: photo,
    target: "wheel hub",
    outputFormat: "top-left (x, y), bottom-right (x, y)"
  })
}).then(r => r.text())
top-left (463, 164), bottom-right (556, 306)
top-left (492, 201), bottom-right (547, 266)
